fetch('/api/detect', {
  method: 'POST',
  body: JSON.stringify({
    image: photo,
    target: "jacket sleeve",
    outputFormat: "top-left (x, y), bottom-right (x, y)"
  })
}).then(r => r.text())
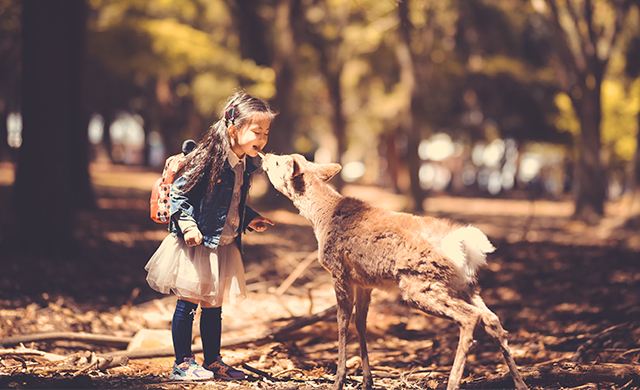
top-left (170, 175), bottom-right (197, 231)
top-left (242, 206), bottom-right (261, 232)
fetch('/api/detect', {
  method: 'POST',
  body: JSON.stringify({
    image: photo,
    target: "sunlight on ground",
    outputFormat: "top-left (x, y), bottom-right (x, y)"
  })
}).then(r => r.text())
top-left (91, 162), bottom-right (159, 192)
top-left (0, 162), bottom-right (14, 185)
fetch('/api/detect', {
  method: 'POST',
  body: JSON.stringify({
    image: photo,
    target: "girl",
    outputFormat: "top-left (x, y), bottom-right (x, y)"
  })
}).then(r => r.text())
top-left (145, 91), bottom-right (275, 381)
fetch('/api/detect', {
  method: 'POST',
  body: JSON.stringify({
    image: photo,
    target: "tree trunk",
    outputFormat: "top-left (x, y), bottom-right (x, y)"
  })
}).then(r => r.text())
top-left (13, 0), bottom-right (89, 250)
top-left (316, 50), bottom-right (346, 190)
top-left (270, 0), bottom-right (297, 154)
top-left (227, 0), bottom-right (271, 66)
top-left (69, 109), bottom-right (94, 209)
top-left (633, 111), bottom-right (640, 191)
top-left (0, 101), bottom-right (9, 162)
top-left (101, 112), bottom-right (114, 163)
top-left (396, 0), bottom-right (425, 212)
top-left (572, 80), bottom-right (606, 222)
top-left (383, 131), bottom-right (402, 193)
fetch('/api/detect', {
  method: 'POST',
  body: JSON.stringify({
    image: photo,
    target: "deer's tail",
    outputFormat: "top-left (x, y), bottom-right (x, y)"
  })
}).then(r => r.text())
top-left (440, 226), bottom-right (496, 284)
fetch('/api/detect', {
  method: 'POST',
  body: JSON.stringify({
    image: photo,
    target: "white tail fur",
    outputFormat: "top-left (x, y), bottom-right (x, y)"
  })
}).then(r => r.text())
top-left (440, 226), bottom-right (496, 284)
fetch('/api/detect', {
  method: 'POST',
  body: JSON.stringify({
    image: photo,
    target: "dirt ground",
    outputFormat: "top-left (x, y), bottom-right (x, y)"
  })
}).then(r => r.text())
top-left (0, 162), bottom-right (639, 389)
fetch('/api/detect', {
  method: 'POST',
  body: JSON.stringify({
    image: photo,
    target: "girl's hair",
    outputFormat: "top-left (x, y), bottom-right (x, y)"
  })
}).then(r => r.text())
top-left (180, 90), bottom-right (275, 194)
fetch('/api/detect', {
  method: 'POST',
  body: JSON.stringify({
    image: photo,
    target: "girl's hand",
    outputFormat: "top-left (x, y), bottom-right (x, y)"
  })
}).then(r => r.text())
top-left (248, 216), bottom-right (274, 232)
top-left (184, 228), bottom-right (203, 247)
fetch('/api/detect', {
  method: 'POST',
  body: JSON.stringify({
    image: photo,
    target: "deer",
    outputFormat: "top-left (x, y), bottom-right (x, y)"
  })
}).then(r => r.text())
top-left (260, 153), bottom-right (528, 390)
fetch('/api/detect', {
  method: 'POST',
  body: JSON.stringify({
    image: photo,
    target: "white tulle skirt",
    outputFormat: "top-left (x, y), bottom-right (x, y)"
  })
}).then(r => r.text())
top-left (145, 234), bottom-right (247, 307)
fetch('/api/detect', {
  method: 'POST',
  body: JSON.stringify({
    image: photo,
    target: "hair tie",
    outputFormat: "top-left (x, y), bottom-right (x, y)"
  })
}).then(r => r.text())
top-left (224, 105), bottom-right (238, 125)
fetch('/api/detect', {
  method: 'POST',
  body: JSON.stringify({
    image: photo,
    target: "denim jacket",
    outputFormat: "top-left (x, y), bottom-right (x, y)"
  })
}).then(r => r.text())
top-left (168, 157), bottom-right (261, 251)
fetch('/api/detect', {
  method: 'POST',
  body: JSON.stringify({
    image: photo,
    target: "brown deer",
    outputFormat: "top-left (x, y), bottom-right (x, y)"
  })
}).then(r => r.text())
top-left (261, 153), bottom-right (528, 390)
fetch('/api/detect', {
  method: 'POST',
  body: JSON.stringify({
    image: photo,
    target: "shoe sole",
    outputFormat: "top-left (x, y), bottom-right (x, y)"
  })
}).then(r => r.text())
top-left (169, 374), bottom-right (214, 381)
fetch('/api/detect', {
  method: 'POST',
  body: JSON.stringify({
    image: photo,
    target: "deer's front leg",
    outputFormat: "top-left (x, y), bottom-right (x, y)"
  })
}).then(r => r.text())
top-left (333, 277), bottom-right (354, 390)
top-left (355, 287), bottom-right (373, 390)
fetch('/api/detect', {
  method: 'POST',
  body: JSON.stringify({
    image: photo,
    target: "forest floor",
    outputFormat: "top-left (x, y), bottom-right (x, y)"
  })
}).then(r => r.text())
top-left (0, 161), bottom-right (639, 389)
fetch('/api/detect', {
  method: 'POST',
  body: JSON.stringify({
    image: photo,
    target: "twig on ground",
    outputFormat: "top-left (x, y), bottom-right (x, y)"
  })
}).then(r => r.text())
top-left (0, 347), bottom-right (66, 362)
top-left (273, 367), bottom-right (307, 378)
top-left (241, 363), bottom-right (279, 381)
top-left (573, 323), bottom-right (631, 362)
top-left (275, 251), bottom-right (317, 296)
top-left (620, 347), bottom-right (640, 358)
top-left (0, 332), bottom-right (131, 348)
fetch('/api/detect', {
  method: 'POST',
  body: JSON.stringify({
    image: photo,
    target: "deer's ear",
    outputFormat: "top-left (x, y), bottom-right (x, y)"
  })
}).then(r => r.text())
top-left (292, 158), bottom-right (303, 177)
top-left (316, 163), bottom-right (342, 182)
top-left (291, 154), bottom-right (306, 178)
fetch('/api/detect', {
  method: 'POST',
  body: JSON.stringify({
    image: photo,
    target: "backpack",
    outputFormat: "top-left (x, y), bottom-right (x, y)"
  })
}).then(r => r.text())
top-left (150, 140), bottom-right (196, 224)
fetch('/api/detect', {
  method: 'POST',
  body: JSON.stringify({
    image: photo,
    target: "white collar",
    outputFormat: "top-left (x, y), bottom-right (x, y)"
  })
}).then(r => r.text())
top-left (227, 147), bottom-right (246, 168)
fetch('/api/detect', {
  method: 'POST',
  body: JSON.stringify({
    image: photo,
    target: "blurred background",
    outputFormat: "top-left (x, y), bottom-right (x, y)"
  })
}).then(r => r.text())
top-left (0, 1), bottom-right (639, 388)
top-left (1, 0), bottom-right (639, 235)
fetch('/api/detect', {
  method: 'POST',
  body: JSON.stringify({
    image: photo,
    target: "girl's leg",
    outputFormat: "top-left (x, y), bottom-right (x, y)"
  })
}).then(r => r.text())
top-left (172, 298), bottom-right (198, 364)
top-left (199, 303), bottom-right (222, 365)
top-left (200, 302), bottom-right (246, 380)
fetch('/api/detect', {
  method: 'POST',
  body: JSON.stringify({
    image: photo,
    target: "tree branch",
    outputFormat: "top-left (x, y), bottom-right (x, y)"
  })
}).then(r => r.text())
top-left (565, 0), bottom-right (594, 65)
top-left (601, 0), bottom-right (630, 68)
top-left (543, 0), bottom-right (584, 90)
top-left (464, 361), bottom-right (640, 389)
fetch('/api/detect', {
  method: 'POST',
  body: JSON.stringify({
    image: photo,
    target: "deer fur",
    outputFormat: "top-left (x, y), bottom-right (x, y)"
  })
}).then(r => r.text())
top-left (261, 153), bottom-right (528, 390)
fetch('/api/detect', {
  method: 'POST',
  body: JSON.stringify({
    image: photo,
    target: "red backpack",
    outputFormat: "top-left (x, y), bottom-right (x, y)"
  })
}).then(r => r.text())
top-left (149, 140), bottom-right (195, 224)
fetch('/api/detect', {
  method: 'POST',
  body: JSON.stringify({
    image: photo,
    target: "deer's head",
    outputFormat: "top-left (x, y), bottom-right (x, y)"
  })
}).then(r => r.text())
top-left (261, 153), bottom-right (341, 201)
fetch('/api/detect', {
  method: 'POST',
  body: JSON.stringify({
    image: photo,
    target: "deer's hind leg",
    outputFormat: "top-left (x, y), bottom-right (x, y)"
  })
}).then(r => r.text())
top-left (355, 287), bottom-right (373, 390)
top-left (399, 276), bottom-right (482, 390)
top-left (471, 294), bottom-right (528, 390)
top-left (332, 277), bottom-right (355, 390)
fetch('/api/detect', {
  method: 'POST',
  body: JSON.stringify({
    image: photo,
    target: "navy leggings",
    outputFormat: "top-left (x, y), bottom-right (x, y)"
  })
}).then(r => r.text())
top-left (171, 300), bottom-right (222, 365)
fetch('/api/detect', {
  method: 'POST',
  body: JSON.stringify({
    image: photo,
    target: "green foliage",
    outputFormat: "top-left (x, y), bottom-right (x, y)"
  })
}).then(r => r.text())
top-left (554, 79), bottom-right (639, 162)
top-left (87, 0), bottom-right (274, 122)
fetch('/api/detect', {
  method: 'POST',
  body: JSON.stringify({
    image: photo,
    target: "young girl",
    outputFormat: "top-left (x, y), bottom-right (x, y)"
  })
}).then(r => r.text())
top-left (145, 91), bottom-right (275, 381)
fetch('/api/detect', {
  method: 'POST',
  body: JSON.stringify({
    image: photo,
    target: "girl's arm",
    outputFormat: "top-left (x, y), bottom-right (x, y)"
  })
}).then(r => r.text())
top-left (244, 206), bottom-right (274, 232)
top-left (170, 175), bottom-right (204, 246)
top-left (243, 207), bottom-right (260, 232)
top-left (169, 175), bottom-right (196, 221)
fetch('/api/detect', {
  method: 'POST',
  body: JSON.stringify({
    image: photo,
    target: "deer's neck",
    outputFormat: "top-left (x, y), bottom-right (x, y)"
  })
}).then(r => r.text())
top-left (294, 181), bottom-right (342, 231)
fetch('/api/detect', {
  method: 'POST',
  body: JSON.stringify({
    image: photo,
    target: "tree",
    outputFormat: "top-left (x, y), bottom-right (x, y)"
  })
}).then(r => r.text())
top-left (625, 33), bottom-right (640, 196)
top-left (396, 0), bottom-right (425, 211)
top-left (297, 0), bottom-right (351, 189)
top-left (534, 0), bottom-right (632, 222)
top-left (270, 0), bottom-right (299, 154)
top-left (226, 0), bottom-right (297, 154)
top-left (0, 0), bottom-right (20, 162)
top-left (13, 0), bottom-right (91, 250)
top-left (86, 0), bottom-right (276, 162)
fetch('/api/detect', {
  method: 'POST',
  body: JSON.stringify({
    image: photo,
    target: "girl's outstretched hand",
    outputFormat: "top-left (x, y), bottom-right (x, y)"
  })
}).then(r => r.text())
top-left (184, 228), bottom-right (203, 247)
top-left (249, 216), bottom-right (274, 232)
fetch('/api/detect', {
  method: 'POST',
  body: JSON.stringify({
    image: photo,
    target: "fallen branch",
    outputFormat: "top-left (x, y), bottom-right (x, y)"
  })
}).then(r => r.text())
top-left (464, 361), bottom-right (640, 389)
top-left (73, 354), bottom-right (129, 375)
top-left (241, 363), bottom-right (278, 381)
top-left (0, 332), bottom-right (131, 348)
top-left (0, 348), bottom-right (128, 375)
top-left (105, 305), bottom-right (338, 360)
top-left (0, 347), bottom-right (66, 362)
top-left (573, 323), bottom-right (631, 362)
top-left (275, 251), bottom-right (317, 296)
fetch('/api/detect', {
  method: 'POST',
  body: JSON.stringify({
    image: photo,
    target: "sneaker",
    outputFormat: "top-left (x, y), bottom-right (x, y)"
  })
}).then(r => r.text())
top-left (204, 356), bottom-right (246, 380)
top-left (170, 356), bottom-right (214, 381)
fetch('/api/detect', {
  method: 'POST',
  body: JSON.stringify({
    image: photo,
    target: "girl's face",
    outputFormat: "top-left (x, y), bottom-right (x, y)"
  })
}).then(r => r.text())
top-left (230, 114), bottom-right (271, 158)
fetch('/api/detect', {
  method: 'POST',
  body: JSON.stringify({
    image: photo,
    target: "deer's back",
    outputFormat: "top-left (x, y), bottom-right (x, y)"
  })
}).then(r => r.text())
top-left (319, 197), bottom-right (461, 289)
